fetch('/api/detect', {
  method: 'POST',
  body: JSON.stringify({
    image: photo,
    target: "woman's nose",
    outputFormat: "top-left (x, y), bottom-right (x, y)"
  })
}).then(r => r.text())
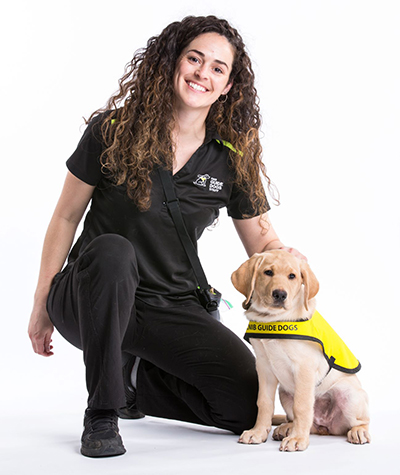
top-left (195, 64), bottom-right (208, 79)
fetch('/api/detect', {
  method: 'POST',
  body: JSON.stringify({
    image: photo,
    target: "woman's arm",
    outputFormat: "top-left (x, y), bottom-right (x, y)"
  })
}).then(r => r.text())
top-left (28, 172), bottom-right (95, 356)
top-left (233, 213), bottom-right (306, 260)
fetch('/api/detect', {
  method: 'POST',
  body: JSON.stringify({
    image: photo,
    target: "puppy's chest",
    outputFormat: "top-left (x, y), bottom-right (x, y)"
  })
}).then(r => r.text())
top-left (254, 339), bottom-right (329, 391)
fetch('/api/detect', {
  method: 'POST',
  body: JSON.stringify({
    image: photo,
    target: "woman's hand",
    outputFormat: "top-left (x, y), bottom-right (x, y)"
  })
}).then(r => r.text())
top-left (279, 246), bottom-right (307, 261)
top-left (28, 304), bottom-right (54, 357)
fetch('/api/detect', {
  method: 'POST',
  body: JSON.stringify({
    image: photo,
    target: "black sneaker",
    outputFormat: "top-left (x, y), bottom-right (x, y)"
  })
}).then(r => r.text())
top-left (81, 408), bottom-right (126, 457)
top-left (117, 355), bottom-right (145, 419)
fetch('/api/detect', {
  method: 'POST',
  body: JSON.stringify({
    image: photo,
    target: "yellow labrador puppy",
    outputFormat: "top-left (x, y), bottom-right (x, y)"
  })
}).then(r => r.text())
top-left (231, 250), bottom-right (370, 452)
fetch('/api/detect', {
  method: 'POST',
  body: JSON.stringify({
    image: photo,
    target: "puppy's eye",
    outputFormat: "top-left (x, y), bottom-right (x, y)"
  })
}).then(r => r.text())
top-left (264, 270), bottom-right (274, 276)
top-left (288, 273), bottom-right (296, 280)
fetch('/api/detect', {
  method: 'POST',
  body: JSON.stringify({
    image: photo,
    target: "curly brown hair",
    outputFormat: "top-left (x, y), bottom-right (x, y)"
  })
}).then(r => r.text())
top-left (88, 15), bottom-right (276, 214)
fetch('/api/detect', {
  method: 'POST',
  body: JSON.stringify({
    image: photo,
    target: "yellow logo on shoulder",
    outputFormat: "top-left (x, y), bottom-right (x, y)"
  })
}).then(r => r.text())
top-left (244, 311), bottom-right (361, 374)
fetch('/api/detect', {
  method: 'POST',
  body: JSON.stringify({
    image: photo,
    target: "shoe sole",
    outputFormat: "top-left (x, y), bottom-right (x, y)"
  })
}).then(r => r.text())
top-left (81, 435), bottom-right (126, 458)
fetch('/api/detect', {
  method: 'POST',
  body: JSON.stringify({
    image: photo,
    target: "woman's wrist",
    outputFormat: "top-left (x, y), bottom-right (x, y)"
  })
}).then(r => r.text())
top-left (263, 239), bottom-right (285, 251)
top-left (34, 285), bottom-right (51, 307)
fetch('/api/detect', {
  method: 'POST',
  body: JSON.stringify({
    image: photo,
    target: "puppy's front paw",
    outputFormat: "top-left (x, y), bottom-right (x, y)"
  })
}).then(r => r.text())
top-left (347, 425), bottom-right (371, 445)
top-left (239, 427), bottom-right (270, 444)
top-left (279, 435), bottom-right (309, 452)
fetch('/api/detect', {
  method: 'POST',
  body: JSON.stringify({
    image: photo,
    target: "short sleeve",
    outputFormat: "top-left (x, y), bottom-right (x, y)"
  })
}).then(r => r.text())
top-left (227, 182), bottom-right (270, 219)
top-left (66, 114), bottom-right (105, 186)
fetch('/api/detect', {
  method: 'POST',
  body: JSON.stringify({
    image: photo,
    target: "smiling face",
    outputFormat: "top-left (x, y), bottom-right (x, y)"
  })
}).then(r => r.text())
top-left (173, 32), bottom-right (235, 114)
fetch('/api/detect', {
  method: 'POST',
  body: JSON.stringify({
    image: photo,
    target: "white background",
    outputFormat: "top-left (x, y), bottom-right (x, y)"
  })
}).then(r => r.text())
top-left (1, 1), bottom-right (399, 473)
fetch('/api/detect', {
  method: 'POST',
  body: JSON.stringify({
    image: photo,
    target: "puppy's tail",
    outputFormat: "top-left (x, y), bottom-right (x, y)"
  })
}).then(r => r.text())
top-left (272, 415), bottom-right (287, 426)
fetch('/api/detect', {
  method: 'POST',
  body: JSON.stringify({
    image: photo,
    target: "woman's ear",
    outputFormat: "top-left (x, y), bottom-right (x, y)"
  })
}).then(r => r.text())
top-left (222, 82), bottom-right (233, 95)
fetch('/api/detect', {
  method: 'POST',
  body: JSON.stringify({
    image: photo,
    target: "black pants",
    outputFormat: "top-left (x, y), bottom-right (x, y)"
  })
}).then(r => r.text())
top-left (47, 234), bottom-right (258, 434)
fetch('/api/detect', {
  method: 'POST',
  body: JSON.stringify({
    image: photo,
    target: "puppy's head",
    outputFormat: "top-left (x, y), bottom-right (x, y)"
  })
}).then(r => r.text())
top-left (231, 250), bottom-right (319, 317)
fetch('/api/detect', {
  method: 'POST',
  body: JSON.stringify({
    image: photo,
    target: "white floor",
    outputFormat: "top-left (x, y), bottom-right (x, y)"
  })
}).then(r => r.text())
top-left (1, 404), bottom-right (396, 475)
top-left (2, 305), bottom-right (398, 475)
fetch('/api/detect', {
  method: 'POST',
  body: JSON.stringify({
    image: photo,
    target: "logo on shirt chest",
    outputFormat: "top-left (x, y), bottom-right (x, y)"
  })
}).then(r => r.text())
top-left (193, 174), bottom-right (224, 193)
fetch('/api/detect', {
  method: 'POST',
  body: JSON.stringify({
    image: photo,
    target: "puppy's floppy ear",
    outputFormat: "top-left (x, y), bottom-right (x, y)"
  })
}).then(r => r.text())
top-left (300, 260), bottom-right (319, 311)
top-left (231, 254), bottom-right (265, 309)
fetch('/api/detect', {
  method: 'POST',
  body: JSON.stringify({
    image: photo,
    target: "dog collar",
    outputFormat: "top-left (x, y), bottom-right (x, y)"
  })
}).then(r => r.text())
top-left (244, 310), bottom-right (361, 374)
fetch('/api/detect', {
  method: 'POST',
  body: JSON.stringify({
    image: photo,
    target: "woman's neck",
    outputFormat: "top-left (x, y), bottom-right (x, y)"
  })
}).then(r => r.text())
top-left (173, 106), bottom-right (208, 143)
top-left (171, 108), bottom-right (208, 174)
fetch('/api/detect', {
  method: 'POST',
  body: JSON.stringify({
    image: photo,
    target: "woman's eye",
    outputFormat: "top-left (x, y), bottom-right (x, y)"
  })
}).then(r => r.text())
top-left (188, 56), bottom-right (200, 63)
top-left (264, 270), bottom-right (273, 277)
top-left (288, 273), bottom-right (296, 280)
top-left (214, 67), bottom-right (223, 74)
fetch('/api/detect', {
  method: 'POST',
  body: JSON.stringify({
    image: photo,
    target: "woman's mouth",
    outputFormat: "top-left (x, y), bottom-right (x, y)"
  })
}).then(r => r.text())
top-left (187, 81), bottom-right (208, 93)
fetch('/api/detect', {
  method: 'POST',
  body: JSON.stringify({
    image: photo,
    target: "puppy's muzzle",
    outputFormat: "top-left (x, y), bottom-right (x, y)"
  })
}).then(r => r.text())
top-left (272, 289), bottom-right (287, 305)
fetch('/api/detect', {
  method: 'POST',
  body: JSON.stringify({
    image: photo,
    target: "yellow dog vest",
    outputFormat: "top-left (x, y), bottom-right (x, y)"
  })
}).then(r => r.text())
top-left (244, 311), bottom-right (361, 374)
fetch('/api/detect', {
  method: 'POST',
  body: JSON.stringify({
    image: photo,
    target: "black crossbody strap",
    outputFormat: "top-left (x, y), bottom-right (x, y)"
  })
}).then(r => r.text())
top-left (158, 167), bottom-right (209, 290)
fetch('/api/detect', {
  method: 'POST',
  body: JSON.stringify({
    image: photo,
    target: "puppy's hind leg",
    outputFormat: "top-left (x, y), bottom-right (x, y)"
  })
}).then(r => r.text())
top-left (273, 388), bottom-right (294, 441)
top-left (347, 424), bottom-right (371, 445)
top-left (346, 385), bottom-right (371, 444)
top-left (273, 422), bottom-right (294, 441)
top-left (333, 377), bottom-right (371, 444)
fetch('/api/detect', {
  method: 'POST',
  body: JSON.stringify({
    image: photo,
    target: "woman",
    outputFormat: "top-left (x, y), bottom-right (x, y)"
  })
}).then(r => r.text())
top-left (28, 15), bottom-right (304, 458)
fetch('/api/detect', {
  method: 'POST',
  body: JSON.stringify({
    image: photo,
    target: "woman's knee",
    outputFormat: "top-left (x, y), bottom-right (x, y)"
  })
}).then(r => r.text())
top-left (79, 234), bottom-right (139, 283)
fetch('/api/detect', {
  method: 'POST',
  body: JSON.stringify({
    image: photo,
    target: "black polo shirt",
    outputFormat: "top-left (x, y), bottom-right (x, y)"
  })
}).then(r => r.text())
top-left (66, 114), bottom-right (268, 302)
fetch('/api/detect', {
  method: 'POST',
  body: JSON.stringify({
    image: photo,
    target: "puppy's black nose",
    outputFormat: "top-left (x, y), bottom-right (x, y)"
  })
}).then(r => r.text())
top-left (272, 289), bottom-right (287, 303)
